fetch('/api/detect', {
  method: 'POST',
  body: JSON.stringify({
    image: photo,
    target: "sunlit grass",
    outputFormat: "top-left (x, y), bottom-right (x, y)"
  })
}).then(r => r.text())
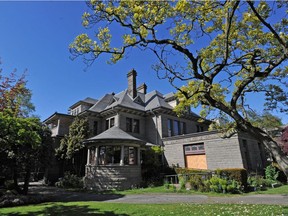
top-left (0, 202), bottom-right (287, 216)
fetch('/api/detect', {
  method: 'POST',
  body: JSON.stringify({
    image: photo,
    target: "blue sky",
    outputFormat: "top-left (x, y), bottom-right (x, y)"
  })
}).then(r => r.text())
top-left (0, 1), bottom-right (173, 121)
top-left (0, 1), bottom-right (287, 124)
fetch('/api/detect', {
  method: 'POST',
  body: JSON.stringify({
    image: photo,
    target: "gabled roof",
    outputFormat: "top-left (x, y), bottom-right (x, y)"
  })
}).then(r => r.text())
top-left (86, 89), bottom-right (176, 114)
top-left (84, 126), bottom-right (145, 144)
top-left (69, 97), bottom-right (98, 109)
top-left (145, 90), bottom-right (173, 111)
top-left (43, 112), bottom-right (74, 124)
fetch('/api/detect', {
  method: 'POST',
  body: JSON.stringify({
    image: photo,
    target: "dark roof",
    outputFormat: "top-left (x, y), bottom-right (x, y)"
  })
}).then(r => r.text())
top-left (84, 126), bottom-right (145, 144)
top-left (43, 112), bottom-right (74, 123)
top-left (87, 89), bottom-right (175, 113)
top-left (69, 97), bottom-right (98, 109)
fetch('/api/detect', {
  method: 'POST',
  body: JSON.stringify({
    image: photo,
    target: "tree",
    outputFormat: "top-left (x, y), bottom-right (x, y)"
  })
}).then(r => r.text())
top-left (56, 117), bottom-right (89, 176)
top-left (280, 126), bottom-right (288, 155)
top-left (70, 1), bottom-right (288, 176)
top-left (0, 66), bottom-right (51, 195)
top-left (248, 111), bottom-right (283, 130)
top-left (0, 68), bottom-right (35, 117)
top-left (0, 110), bottom-right (48, 195)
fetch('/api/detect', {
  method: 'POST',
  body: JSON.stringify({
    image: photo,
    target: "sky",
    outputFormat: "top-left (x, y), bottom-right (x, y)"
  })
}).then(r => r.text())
top-left (0, 1), bottom-right (287, 124)
top-left (0, 1), bottom-right (173, 121)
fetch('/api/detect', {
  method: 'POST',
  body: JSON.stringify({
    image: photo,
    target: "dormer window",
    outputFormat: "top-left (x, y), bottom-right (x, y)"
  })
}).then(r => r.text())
top-left (106, 117), bottom-right (115, 130)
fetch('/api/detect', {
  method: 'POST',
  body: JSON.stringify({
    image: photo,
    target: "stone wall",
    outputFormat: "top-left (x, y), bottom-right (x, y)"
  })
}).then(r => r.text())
top-left (84, 165), bottom-right (141, 190)
top-left (163, 131), bottom-right (245, 170)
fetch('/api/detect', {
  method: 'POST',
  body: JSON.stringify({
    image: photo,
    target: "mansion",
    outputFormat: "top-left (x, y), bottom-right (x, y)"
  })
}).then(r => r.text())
top-left (44, 69), bottom-right (266, 190)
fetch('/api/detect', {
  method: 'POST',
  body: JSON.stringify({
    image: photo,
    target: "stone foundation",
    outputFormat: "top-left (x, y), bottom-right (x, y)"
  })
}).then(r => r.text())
top-left (84, 165), bottom-right (141, 190)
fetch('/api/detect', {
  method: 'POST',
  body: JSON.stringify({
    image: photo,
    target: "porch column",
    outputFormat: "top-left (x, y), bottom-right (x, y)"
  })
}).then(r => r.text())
top-left (137, 147), bottom-right (141, 165)
top-left (95, 146), bottom-right (99, 166)
top-left (120, 145), bottom-right (125, 166)
top-left (87, 148), bottom-right (90, 165)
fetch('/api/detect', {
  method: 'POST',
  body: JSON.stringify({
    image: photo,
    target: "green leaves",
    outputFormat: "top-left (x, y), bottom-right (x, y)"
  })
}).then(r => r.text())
top-left (56, 117), bottom-right (89, 160)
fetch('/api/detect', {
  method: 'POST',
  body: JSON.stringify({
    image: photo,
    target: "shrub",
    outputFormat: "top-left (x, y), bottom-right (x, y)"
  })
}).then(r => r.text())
top-left (189, 175), bottom-right (210, 192)
top-left (247, 175), bottom-right (272, 191)
top-left (208, 176), bottom-right (241, 194)
top-left (265, 164), bottom-right (279, 182)
top-left (175, 168), bottom-right (211, 175)
top-left (55, 172), bottom-right (83, 189)
top-left (216, 168), bottom-right (247, 189)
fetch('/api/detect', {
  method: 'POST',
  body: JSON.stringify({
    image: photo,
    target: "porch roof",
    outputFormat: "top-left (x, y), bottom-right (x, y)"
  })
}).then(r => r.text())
top-left (84, 126), bottom-right (146, 145)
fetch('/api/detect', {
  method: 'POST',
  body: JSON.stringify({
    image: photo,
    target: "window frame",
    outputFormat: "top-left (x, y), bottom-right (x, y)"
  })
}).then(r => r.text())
top-left (184, 143), bottom-right (205, 155)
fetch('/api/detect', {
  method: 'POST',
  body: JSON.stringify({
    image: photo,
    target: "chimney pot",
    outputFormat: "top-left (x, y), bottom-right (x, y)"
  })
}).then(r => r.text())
top-left (137, 83), bottom-right (147, 94)
top-left (127, 69), bottom-right (137, 98)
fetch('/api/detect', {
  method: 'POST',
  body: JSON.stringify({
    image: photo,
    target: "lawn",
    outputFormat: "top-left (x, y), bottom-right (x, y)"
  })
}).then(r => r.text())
top-left (114, 184), bottom-right (288, 196)
top-left (0, 202), bottom-right (287, 216)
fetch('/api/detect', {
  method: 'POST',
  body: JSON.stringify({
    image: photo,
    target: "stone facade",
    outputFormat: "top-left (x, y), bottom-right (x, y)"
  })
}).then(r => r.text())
top-left (163, 131), bottom-right (265, 173)
top-left (84, 165), bottom-right (141, 190)
top-left (44, 69), bottom-right (266, 189)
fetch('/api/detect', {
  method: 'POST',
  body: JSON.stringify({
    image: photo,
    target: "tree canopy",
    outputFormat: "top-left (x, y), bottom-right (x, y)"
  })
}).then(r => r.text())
top-left (70, 1), bottom-right (288, 175)
top-left (0, 66), bottom-right (51, 195)
top-left (56, 116), bottom-right (89, 176)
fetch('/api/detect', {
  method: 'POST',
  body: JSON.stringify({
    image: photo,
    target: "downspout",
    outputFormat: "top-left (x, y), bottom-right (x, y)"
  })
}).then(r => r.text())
top-left (150, 109), bottom-right (158, 146)
top-left (150, 109), bottom-right (164, 166)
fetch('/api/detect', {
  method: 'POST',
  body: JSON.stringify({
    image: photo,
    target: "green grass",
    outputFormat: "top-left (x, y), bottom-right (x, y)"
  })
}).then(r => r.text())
top-left (0, 202), bottom-right (287, 216)
top-left (249, 184), bottom-right (288, 195)
top-left (113, 184), bottom-right (288, 196)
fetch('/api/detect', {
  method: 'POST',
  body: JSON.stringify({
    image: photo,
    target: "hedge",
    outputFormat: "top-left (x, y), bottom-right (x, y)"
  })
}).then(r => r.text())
top-left (216, 168), bottom-right (248, 188)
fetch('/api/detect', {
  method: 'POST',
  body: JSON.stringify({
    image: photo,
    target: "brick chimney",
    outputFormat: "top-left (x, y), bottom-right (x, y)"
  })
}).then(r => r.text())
top-left (137, 83), bottom-right (147, 94)
top-left (127, 69), bottom-right (137, 98)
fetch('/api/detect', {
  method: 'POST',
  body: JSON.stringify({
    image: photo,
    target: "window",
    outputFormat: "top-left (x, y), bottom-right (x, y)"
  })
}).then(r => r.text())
top-left (173, 120), bottom-right (180, 136)
top-left (180, 122), bottom-right (186, 134)
top-left (106, 117), bottom-right (115, 130)
top-left (124, 146), bottom-right (138, 165)
top-left (133, 119), bottom-right (140, 133)
top-left (93, 121), bottom-right (98, 135)
top-left (167, 119), bottom-right (186, 137)
top-left (168, 119), bottom-right (173, 137)
top-left (196, 125), bottom-right (204, 132)
top-left (106, 119), bottom-right (109, 130)
top-left (126, 117), bottom-right (140, 133)
top-left (242, 139), bottom-right (252, 170)
top-left (184, 143), bottom-right (205, 155)
top-left (98, 146), bottom-right (121, 165)
top-left (126, 117), bottom-right (132, 132)
top-left (110, 118), bottom-right (115, 128)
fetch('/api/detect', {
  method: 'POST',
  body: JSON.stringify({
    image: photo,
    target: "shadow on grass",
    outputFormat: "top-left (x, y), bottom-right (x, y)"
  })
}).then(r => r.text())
top-left (1, 203), bottom-right (129, 216)
top-left (29, 185), bottom-right (126, 202)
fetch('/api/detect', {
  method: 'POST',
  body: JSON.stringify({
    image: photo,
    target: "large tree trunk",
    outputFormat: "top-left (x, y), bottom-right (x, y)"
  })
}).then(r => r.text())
top-left (243, 123), bottom-right (288, 178)
top-left (22, 166), bottom-right (31, 195)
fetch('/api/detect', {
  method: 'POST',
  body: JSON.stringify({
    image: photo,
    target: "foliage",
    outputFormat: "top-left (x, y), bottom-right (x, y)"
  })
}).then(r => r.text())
top-left (188, 175), bottom-right (210, 192)
top-left (0, 110), bottom-right (50, 195)
top-left (0, 68), bottom-right (34, 117)
top-left (208, 176), bottom-right (242, 194)
top-left (247, 111), bottom-right (283, 130)
top-left (56, 116), bottom-right (89, 160)
top-left (1, 202), bottom-right (287, 216)
top-left (0, 66), bottom-right (51, 195)
top-left (55, 172), bottom-right (84, 189)
top-left (216, 168), bottom-right (248, 188)
top-left (280, 126), bottom-right (288, 154)
top-left (56, 116), bottom-right (89, 176)
top-left (265, 164), bottom-right (279, 182)
top-left (247, 175), bottom-right (272, 191)
top-left (175, 168), bottom-right (211, 175)
top-left (141, 146), bottom-right (166, 187)
top-left (71, 0), bottom-right (288, 175)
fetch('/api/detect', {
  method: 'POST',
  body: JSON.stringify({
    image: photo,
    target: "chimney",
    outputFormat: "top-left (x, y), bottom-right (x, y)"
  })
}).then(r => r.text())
top-left (137, 83), bottom-right (147, 94)
top-left (127, 69), bottom-right (137, 98)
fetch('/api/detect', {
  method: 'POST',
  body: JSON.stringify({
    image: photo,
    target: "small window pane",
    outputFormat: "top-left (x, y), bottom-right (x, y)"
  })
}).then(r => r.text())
top-left (133, 119), bottom-right (140, 133)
